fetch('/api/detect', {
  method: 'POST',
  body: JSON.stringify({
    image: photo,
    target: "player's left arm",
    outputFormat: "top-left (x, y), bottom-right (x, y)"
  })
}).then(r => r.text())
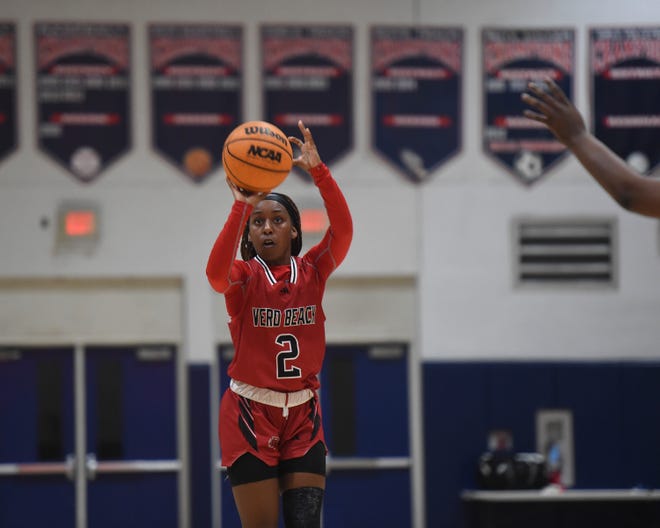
top-left (306, 163), bottom-right (353, 277)
top-left (289, 120), bottom-right (353, 276)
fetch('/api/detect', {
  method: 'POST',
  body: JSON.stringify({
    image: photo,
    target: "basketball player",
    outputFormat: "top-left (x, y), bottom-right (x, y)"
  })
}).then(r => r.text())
top-left (522, 77), bottom-right (660, 218)
top-left (206, 120), bottom-right (353, 528)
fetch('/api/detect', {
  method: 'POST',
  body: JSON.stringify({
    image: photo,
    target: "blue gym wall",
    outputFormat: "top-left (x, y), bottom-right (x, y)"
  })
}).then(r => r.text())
top-left (423, 360), bottom-right (660, 528)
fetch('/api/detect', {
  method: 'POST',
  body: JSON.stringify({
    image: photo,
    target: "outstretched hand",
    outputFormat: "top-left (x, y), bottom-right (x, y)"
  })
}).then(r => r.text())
top-left (288, 120), bottom-right (322, 173)
top-left (521, 77), bottom-right (587, 147)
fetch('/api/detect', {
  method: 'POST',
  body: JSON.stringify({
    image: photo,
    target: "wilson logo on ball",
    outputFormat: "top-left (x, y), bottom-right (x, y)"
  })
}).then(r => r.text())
top-left (244, 125), bottom-right (289, 147)
top-left (247, 144), bottom-right (283, 163)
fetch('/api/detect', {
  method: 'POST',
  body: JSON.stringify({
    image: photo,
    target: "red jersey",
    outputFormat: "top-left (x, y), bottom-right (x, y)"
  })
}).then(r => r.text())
top-left (206, 163), bottom-right (352, 392)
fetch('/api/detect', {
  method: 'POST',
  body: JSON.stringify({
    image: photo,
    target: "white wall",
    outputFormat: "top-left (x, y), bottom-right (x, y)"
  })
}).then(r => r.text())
top-left (416, 0), bottom-right (660, 361)
top-left (1, 0), bottom-right (659, 362)
top-left (420, 181), bottom-right (660, 360)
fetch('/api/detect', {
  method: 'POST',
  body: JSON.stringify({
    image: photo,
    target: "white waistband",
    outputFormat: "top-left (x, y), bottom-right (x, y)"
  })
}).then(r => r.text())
top-left (230, 379), bottom-right (314, 411)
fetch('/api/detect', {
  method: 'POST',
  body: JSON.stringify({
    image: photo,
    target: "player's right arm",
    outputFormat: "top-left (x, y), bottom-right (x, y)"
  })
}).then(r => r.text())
top-left (206, 198), bottom-right (252, 294)
top-left (522, 77), bottom-right (660, 218)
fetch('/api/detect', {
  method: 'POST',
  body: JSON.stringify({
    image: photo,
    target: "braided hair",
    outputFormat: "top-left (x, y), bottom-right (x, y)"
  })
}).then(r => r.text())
top-left (240, 192), bottom-right (303, 261)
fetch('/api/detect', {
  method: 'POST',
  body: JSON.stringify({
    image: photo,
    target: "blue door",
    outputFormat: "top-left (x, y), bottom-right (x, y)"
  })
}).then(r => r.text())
top-left (320, 344), bottom-right (411, 527)
top-left (0, 344), bottom-right (181, 528)
top-left (85, 345), bottom-right (180, 528)
top-left (0, 346), bottom-right (76, 527)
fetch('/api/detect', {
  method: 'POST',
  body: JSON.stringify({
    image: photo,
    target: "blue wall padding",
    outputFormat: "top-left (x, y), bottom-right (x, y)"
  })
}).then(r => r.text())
top-left (423, 361), bottom-right (660, 528)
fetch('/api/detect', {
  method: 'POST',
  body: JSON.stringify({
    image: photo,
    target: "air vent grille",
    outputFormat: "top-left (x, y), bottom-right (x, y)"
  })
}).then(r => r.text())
top-left (514, 218), bottom-right (617, 286)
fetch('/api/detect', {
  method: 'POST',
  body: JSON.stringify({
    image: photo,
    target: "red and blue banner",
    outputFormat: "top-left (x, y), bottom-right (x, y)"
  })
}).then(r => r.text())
top-left (149, 24), bottom-right (242, 183)
top-left (483, 28), bottom-right (574, 185)
top-left (590, 26), bottom-right (660, 175)
top-left (35, 22), bottom-right (131, 183)
top-left (371, 26), bottom-right (463, 183)
top-left (0, 22), bottom-right (17, 165)
top-left (261, 25), bottom-right (353, 181)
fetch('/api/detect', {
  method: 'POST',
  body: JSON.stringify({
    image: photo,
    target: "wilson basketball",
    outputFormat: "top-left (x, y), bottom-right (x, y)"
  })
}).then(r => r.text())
top-left (222, 120), bottom-right (293, 193)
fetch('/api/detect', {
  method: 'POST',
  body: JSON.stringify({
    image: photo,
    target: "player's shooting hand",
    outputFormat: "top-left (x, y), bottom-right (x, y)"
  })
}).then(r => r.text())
top-left (226, 178), bottom-right (265, 206)
top-left (288, 120), bottom-right (322, 173)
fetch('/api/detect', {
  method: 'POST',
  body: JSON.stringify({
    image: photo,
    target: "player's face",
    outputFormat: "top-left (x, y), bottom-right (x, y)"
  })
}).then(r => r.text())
top-left (248, 199), bottom-right (298, 266)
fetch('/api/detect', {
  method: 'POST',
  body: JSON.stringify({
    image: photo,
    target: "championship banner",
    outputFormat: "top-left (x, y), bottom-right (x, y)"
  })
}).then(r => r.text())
top-left (483, 28), bottom-right (574, 185)
top-left (590, 27), bottom-right (660, 175)
top-left (262, 25), bottom-right (353, 181)
top-left (35, 22), bottom-right (131, 183)
top-left (0, 22), bottom-right (17, 165)
top-left (150, 24), bottom-right (242, 183)
top-left (371, 26), bottom-right (463, 184)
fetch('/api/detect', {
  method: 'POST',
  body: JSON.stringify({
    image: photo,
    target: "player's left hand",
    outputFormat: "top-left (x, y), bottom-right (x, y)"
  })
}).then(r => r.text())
top-left (521, 77), bottom-right (587, 147)
top-left (288, 120), bottom-right (322, 172)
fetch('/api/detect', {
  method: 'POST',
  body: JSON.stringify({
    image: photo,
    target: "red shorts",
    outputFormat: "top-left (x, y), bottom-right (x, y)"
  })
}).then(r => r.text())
top-left (219, 388), bottom-right (326, 468)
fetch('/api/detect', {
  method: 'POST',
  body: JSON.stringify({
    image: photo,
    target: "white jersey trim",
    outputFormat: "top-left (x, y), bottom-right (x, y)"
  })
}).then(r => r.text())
top-left (254, 255), bottom-right (298, 286)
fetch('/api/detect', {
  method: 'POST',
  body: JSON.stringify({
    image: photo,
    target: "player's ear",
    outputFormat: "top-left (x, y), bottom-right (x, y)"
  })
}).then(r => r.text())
top-left (291, 226), bottom-right (298, 240)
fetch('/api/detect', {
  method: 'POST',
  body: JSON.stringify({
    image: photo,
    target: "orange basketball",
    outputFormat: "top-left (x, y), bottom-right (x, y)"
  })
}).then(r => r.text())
top-left (222, 120), bottom-right (293, 193)
top-left (183, 147), bottom-right (212, 179)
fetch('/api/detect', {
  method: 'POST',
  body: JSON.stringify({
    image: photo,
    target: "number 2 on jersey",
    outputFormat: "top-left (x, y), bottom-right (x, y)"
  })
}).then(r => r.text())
top-left (275, 334), bottom-right (302, 379)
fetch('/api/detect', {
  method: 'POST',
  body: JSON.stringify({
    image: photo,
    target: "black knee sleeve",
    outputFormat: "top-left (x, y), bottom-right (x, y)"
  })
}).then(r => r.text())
top-left (282, 486), bottom-right (324, 528)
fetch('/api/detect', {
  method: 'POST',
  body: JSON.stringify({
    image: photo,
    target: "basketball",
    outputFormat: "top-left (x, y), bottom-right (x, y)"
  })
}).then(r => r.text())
top-left (222, 120), bottom-right (293, 193)
top-left (183, 147), bottom-right (212, 179)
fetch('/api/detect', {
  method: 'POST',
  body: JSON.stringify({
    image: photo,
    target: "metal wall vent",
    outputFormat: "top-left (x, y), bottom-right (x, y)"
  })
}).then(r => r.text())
top-left (513, 217), bottom-right (617, 287)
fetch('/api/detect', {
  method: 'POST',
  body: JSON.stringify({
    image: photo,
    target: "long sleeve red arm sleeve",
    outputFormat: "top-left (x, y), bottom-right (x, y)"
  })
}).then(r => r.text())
top-left (305, 163), bottom-right (353, 278)
top-left (205, 201), bottom-right (252, 294)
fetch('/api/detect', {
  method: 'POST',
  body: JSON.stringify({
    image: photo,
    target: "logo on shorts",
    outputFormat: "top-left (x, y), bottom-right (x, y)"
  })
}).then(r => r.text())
top-left (268, 436), bottom-right (280, 449)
